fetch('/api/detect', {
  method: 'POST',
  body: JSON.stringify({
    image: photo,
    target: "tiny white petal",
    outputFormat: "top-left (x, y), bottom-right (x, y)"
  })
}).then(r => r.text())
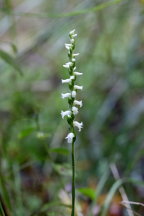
top-left (63, 64), bottom-right (69, 69)
top-left (74, 72), bottom-right (83, 76)
top-left (73, 121), bottom-right (83, 132)
top-left (66, 62), bottom-right (71, 65)
top-left (74, 85), bottom-right (83, 90)
top-left (73, 67), bottom-right (76, 71)
top-left (61, 110), bottom-right (71, 119)
top-left (71, 91), bottom-right (76, 98)
top-left (61, 93), bottom-right (71, 99)
top-left (65, 43), bottom-right (72, 50)
top-left (72, 58), bottom-right (76, 62)
top-left (72, 34), bottom-right (77, 37)
top-left (74, 100), bottom-right (83, 107)
top-left (73, 53), bottom-right (80, 57)
top-left (63, 62), bottom-right (72, 68)
top-left (67, 62), bottom-right (72, 66)
top-left (69, 29), bottom-right (75, 35)
top-left (65, 46), bottom-right (70, 50)
top-left (62, 78), bottom-right (71, 84)
top-left (62, 76), bottom-right (75, 83)
top-left (70, 38), bottom-right (74, 43)
top-left (72, 106), bottom-right (79, 115)
top-left (65, 132), bottom-right (75, 143)
top-left (70, 75), bottom-right (75, 80)
top-left (65, 43), bottom-right (71, 45)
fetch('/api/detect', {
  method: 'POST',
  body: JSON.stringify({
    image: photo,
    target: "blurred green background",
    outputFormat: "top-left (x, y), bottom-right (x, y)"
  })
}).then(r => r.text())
top-left (0, 0), bottom-right (144, 215)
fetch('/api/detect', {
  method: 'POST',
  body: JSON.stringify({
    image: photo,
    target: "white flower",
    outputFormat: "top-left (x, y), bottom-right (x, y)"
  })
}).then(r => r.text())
top-left (69, 29), bottom-right (75, 35)
top-left (73, 121), bottom-right (83, 131)
top-left (74, 85), bottom-right (83, 90)
top-left (65, 132), bottom-right (75, 143)
top-left (70, 75), bottom-right (75, 80)
top-left (62, 76), bottom-right (75, 84)
top-left (71, 90), bottom-right (76, 98)
top-left (69, 29), bottom-right (77, 38)
top-left (61, 93), bottom-right (71, 99)
top-left (74, 100), bottom-right (83, 107)
top-left (63, 62), bottom-right (72, 69)
top-left (65, 43), bottom-right (72, 50)
top-left (70, 38), bottom-right (74, 43)
top-left (72, 106), bottom-right (78, 115)
top-left (74, 72), bottom-right (83, 76)
top-left (73, 53), bottom-right (80, 57)
top-left (72, 34), bottom-right (77, 37)
top-left (72, 58), bottom-right (76, 62)
top-left (62, 78), bottom-right (71, 84)
top-left (61, 30), bottom-right (83, 133)
top-left (61, 110), bottom-right (71, 119)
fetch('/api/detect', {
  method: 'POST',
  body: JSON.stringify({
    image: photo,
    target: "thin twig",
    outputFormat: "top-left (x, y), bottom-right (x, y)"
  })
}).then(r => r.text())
top-left (121, 201), bottom-right (144, 207)
top-left (121, 204), bottom-right (142, 216)
top-left (110, 163), bottom-right (134, 216)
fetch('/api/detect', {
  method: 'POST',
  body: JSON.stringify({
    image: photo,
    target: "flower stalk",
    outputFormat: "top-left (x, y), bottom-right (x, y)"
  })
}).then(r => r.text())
top-left (61, 29), bottom-right (83, 216)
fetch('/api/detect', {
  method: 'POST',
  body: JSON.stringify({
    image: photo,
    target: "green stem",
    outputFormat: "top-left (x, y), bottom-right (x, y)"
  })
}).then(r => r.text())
top-left (71, 138), bottom-right (75, 216)
top-left (68, 33), bottom-right (76, 216)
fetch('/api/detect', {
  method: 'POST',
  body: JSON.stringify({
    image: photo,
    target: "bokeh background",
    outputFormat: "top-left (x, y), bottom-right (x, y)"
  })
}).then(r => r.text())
top-left (0, 0), bottom-right (144, 215)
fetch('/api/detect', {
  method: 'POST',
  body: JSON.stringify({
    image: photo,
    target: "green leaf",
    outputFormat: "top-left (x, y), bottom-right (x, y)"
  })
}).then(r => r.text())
top-left (89, 169), bottom-right (110, 216)
top-left (95, 169), bottom-right (109, 203)
top-left (101, 179), bottom-right (123, 216)
top-left (0, 49), bottom-right (23, 75)
top-left (18, 127), bottom-right (35, 139)
top-left (78, 187), bottom-right (95, 200)
top-left (50, 148), bottom-right (70, 155)
top-left (0, 203), bottom-right (5, 216)
top-left (10, 43), bottom-right (18, 54)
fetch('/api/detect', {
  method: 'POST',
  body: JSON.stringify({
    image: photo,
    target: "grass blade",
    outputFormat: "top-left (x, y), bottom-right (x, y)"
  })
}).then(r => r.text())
top-left (0, 0), bottom-right (126, 18)
top-left (101, 178), bottom-right (144, 216)
top-left (0, 49), bottom-right (23, 75)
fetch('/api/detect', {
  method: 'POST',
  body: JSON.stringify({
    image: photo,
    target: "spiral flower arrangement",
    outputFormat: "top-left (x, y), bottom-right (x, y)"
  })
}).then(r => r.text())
top-left (61, 29), bottom-right (83, 216)
top-left (61, 29), bottom-right (83, 142)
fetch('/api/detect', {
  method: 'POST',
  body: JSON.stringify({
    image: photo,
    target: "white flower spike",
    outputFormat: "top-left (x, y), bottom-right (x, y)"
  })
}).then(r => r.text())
top-left (65, 132), bottom-right (75, 143)
top-left (61, 29), bottom-right (83, 216)
top-left (61, 110), bottom-right (71, 119)
top-left (61, 29), bottom-right (83, 134)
